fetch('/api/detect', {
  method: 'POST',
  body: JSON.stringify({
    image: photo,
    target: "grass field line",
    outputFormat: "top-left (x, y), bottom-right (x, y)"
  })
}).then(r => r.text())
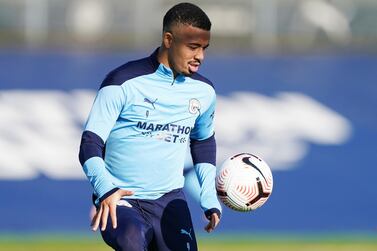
top-left (0, 232), bottom-right (376, 251)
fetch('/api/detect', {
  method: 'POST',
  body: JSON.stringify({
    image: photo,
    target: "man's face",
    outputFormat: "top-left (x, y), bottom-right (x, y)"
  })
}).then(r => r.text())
top-left (165, 24), bottom-right (210, 76)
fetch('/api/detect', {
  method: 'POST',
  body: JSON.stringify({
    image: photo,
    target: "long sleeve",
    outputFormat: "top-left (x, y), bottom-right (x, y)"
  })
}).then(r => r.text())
top-left (79, 85), bottom-right (126, 204)
top-left (190, 90), bottom-right (222, 216)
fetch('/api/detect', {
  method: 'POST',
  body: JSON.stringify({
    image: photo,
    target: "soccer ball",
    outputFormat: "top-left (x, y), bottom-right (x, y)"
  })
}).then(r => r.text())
top-left (216, 153), bottom-right (273, 212)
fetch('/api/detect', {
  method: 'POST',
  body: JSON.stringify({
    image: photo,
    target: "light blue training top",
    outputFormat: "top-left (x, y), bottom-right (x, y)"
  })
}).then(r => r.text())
top-left (79, 49), bottom-right (221, 213)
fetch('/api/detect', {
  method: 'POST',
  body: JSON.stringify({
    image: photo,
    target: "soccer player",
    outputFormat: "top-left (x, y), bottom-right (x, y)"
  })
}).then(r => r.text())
top-left (79, 2), bottom-right (221, 250)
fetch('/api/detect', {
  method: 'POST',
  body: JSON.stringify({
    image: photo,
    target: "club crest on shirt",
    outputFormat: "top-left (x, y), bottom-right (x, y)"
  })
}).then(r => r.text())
top-left (189, 98), bottom-right (201, 115)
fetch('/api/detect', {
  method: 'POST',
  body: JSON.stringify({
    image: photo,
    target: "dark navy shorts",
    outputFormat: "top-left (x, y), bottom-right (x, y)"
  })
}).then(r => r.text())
top-left (100, 188), bottom-right (198, 251)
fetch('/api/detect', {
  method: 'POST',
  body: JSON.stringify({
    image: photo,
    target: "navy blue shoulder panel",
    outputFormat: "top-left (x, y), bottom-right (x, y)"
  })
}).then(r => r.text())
top-left (100, 49), bottom-right (160, 89)
top-left (190, 72), bottom-right (215, 89)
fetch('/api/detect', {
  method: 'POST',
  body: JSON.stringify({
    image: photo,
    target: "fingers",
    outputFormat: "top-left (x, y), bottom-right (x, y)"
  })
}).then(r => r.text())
top-left (101, 205), bottom-right (109, 231)
top-left (119, 189), bottom-right (134, 195)
top-left (91, 206), bottom-right (102, 231)
top-left (108, 190), bottom-right (133, 229)
top-left (204, 222), bottom-right (211, 232)
top-left (110, 203), bottom-right (117, 229)
top-left (91, 203), bottom-right (117, 231)
top-left (90, 189), bottom-right (134, 232)
top-left (204, 220), bottom-right (215, 233)
top-left (204, 213), bottom-right (220, 233)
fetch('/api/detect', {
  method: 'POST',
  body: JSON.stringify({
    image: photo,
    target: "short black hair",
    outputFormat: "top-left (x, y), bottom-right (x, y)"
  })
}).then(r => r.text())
top-left (163, 2), bottom-right (211, 32)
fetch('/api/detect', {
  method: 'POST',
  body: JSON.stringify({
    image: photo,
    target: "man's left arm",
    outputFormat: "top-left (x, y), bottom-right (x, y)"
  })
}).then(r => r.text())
top-left (190, 90), bottom-right (221, 233)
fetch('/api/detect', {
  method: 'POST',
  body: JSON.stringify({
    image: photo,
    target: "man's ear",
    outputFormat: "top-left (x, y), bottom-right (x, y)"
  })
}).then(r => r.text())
top-left (163, 32), bottom-right (173, 49)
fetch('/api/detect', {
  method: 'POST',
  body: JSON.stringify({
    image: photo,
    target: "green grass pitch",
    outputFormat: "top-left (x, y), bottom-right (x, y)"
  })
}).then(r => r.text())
top-left (1, 234), bottom-right (376, 251)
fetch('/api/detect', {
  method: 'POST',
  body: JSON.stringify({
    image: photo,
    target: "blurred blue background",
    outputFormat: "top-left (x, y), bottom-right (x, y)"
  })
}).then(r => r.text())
top-left (0, 0), bottom-right (376, 236)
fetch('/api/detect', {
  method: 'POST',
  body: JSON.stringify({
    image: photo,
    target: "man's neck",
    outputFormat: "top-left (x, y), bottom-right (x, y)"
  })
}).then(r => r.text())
top-left (157, 47), bottom-right (169, 67)
top-left (157, 46), bottom-right (178, 78)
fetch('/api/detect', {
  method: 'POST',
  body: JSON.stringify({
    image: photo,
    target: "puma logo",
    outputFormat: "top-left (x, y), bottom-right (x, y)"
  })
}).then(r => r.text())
top-left (180, 228), bottom-right (193, 240)
top-left (144, 97), bottom-right (158, 110)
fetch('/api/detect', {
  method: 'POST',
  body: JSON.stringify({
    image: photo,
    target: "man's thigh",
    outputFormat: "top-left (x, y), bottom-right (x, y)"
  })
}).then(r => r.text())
top-left (148, 190), bottom-right (198, 251)
top-left (100, 203), bottom-right (154, 251)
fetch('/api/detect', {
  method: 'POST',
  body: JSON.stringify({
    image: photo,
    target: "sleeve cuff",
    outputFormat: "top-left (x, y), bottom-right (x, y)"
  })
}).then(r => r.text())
top-left (98, 188), bottom-right (119, 204)
top-left (205, 208), bottom-right (222, 220)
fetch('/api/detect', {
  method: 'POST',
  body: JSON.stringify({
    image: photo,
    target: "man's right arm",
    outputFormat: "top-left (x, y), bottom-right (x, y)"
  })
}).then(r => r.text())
top-left (79, 85), bottom-right (126, 204)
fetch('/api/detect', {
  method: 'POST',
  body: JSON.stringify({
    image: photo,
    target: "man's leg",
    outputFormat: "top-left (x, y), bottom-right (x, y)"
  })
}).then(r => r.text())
top-left (142, 189), bottom-right (198, 251)
top-left (100, 202), bottom-right (154, 251)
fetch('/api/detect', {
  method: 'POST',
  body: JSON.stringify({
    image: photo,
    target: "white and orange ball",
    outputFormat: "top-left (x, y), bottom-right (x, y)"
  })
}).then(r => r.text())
top-left (216, 153), bottom-right (273, 212)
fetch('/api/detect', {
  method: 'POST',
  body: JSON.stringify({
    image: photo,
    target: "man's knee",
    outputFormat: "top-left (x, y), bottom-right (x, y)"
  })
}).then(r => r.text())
top-left (116, 223), bottom-right (149, 250)
top-left (102, 220), bottom-right (150, 251)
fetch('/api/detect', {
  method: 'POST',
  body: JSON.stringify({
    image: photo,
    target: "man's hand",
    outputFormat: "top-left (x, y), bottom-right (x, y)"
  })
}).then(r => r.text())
top-left (91, 189), bottom-right (133, 232)
top-left (204, 212), bottom-right (220, 233)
